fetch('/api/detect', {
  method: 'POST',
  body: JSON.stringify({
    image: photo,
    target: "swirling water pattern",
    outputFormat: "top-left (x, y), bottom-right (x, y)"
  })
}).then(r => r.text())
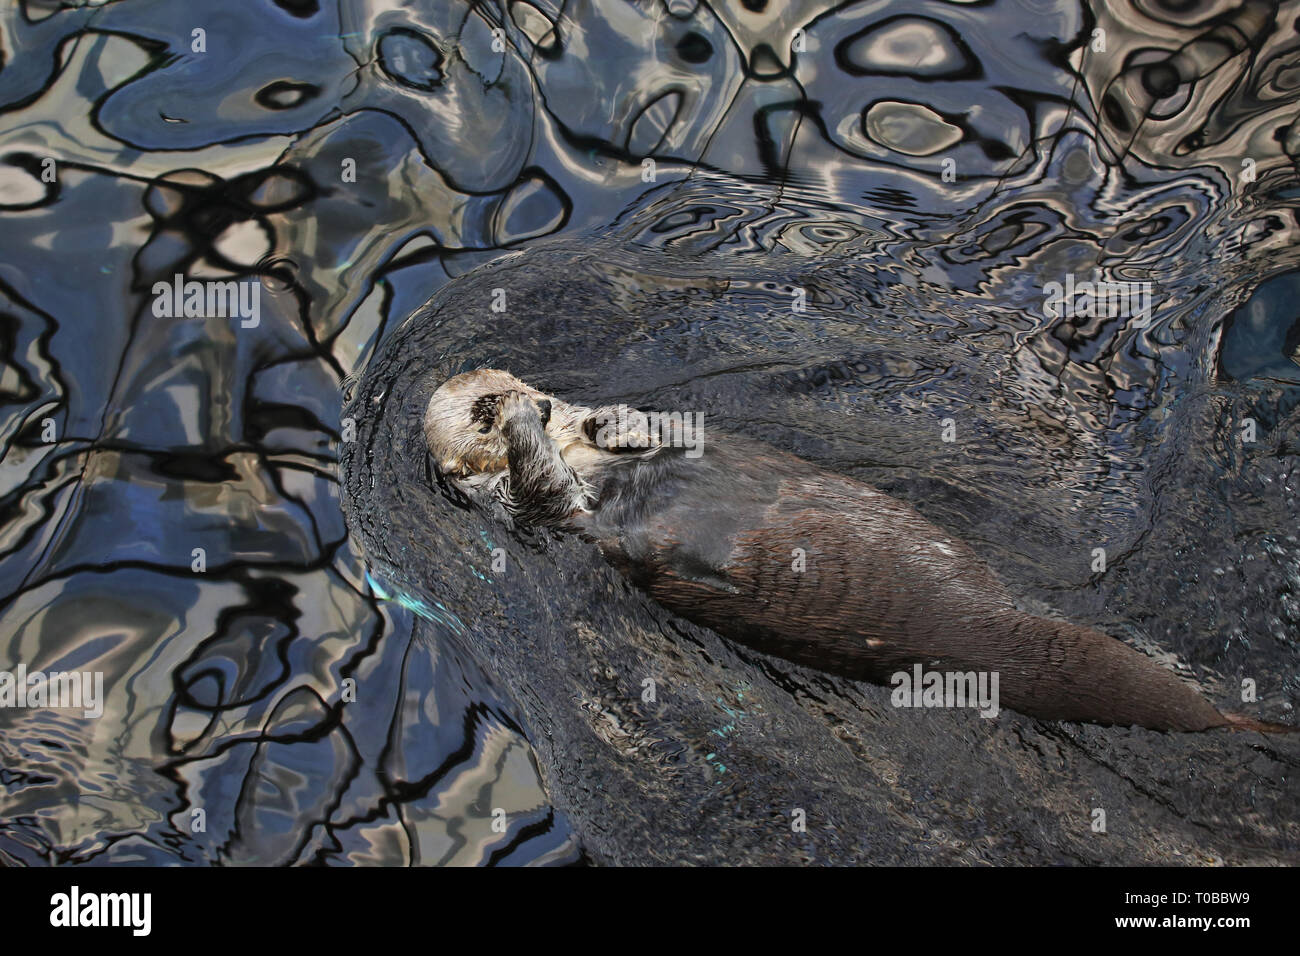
top-left (0, 0), bottom-right (1298, 864)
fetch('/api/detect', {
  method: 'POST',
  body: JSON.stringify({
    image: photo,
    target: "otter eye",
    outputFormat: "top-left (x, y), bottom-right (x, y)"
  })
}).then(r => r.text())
top-left (477, 423), bottom-right (492, 434)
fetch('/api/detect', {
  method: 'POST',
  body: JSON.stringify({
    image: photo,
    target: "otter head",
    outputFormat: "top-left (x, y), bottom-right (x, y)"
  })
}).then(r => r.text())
top-left (423, 369), bottom-right (554, 476)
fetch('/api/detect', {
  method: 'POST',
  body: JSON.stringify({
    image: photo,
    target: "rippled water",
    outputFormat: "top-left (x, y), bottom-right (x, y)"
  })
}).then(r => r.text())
top-left (1, 0), bottom-right (1298, 865)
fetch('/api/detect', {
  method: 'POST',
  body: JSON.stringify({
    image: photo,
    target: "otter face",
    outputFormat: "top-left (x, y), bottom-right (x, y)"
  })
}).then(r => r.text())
top-left (424, 369), bottom-right (553, 476)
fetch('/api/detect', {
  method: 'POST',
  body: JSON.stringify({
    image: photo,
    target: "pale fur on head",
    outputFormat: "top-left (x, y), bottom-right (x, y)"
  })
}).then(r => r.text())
top-left (423, 368), bottom-right (595, 477)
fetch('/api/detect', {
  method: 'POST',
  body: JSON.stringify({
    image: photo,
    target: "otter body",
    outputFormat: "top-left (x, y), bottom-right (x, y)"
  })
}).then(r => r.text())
top-left (423, 369), bottom-right (1274, 733)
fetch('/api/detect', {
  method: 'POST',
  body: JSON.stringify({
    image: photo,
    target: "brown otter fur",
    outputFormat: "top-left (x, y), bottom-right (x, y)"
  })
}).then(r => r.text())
top-left (423, 369), bottom-right (1288, 733)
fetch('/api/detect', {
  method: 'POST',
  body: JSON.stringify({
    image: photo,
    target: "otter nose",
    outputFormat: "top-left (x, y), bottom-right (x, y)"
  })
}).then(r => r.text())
top-left (537, 399), bottom-right (552, 429)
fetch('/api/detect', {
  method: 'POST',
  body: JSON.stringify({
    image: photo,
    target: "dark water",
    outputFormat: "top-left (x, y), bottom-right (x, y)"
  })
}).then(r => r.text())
top-left (1, 0), bottom-right (1299, 865)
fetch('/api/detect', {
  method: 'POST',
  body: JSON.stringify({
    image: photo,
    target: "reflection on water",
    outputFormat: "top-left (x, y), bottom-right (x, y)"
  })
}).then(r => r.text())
top-left (1, 0), bottom-right (1298, 865)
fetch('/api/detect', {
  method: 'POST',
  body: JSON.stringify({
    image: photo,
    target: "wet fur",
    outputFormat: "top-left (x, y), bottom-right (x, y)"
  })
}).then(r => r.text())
top-left (424, 370), bottom-right (1288, 733)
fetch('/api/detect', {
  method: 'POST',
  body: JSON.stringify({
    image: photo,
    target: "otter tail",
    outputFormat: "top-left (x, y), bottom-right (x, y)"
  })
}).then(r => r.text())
top-left (957, 611), bottom-right (1299, 733)
top-left (984, 611), bottom-right (1232, 732)
top-left (1221, 712), bottom-right (1298, 734)
top-left (992, 612), bottom-right (1298, 733)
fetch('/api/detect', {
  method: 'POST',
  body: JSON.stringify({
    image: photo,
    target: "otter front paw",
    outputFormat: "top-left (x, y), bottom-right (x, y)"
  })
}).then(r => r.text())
top-left (583, 405), bottom-right (661, 451)
top-left (495, 390), bottom-right (534, 429)
top-left (495, 390), bottom-right (550, 434)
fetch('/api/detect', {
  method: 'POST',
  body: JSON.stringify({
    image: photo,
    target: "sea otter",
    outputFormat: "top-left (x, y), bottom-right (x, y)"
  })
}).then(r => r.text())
top-left (423, 368), bottom-right (1287, 733)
